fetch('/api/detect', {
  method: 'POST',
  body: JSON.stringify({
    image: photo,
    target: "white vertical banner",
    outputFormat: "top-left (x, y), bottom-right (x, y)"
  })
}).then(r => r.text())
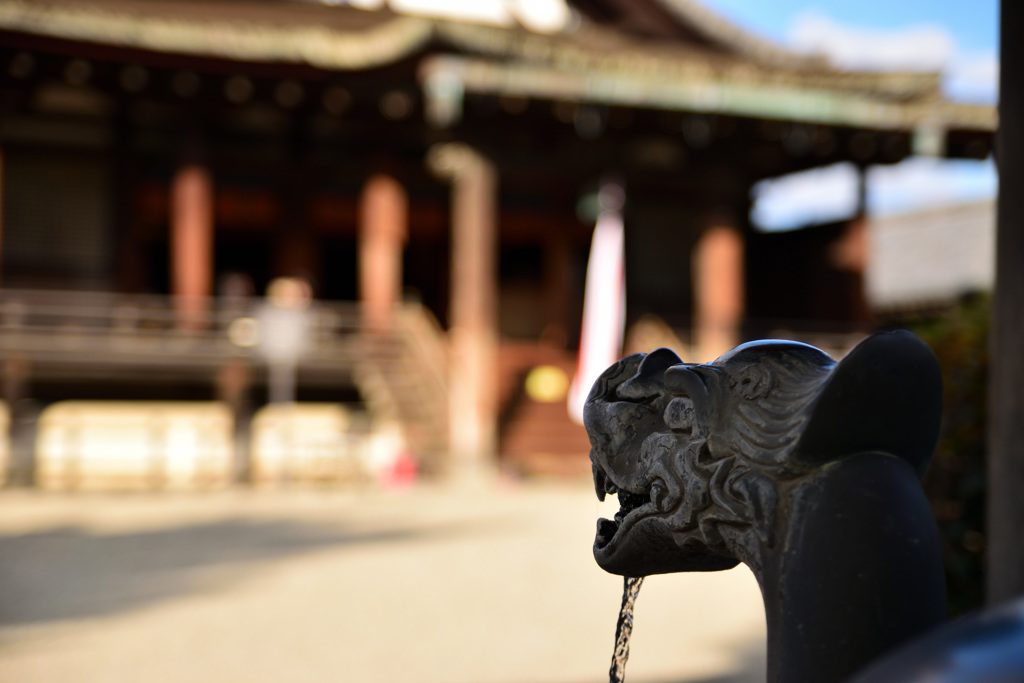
top-left (568, 182), bottom-right (626, 425)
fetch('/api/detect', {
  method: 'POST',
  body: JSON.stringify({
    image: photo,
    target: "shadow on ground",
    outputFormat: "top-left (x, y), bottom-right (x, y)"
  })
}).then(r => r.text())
top-left (0, 516), bottom-right (475, 626)
top-left (636, 643), bottom-right (767, 683)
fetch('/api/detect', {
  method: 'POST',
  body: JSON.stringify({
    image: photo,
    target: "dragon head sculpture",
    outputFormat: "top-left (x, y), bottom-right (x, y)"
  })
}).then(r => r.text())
top-left (584, 331), bottom-right (942, 578)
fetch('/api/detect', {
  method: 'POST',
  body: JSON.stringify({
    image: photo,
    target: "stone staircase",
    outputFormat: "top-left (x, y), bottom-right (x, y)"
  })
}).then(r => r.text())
top-left (497, 342), bottom-right (592, 477)
top-left (353, 306), bottom-right (449, 474)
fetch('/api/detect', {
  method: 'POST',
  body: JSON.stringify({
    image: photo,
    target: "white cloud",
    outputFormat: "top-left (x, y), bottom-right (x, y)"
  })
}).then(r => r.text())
top-left (788, 10), bottom-right (953, 72)
top-left (867, 157), bottom-right (997, 217)
top-left (787, 11), bottom-right (998, 104)
top-left (751, 162), bottom-right (860, 231)
top-left (945, 51), bottom-right (999, 103)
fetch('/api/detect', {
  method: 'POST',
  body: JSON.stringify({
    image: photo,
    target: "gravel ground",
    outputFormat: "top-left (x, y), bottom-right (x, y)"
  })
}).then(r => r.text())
top-left (0, 481), bottom-right (766, 683)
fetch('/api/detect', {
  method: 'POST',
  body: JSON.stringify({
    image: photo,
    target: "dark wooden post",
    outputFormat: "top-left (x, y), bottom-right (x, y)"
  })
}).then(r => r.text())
top-left (3, 356), bottom-right (33, 486)
top-left (987, 0), bottom-right (1024, 605)
top-left (542, 227), bottom-right (571, 346)
top-left (217, 360), bottom-right (252, 485)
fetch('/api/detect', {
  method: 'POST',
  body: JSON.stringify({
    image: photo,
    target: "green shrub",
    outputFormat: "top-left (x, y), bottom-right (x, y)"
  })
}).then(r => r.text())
top-left (910, 294), bottom-right (989, 616)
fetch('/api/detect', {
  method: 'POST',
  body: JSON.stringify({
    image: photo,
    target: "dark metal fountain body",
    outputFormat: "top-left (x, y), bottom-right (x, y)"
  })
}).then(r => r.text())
top-left (584, 331), bottom-right (947, 682)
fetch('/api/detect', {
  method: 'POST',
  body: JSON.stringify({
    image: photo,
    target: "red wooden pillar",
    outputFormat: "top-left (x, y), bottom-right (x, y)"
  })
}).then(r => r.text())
top-left (693, 218), bottom-right (744, 362)
top-left (359, 174), bottom-right (408, 332)
top-left (429, 144), bottom-right (499, 476)
top-left (171, 164), bottom-right (214, 329)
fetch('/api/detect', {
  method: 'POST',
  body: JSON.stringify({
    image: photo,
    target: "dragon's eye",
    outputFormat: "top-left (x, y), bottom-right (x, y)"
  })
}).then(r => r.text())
top-left (665, 396), bottom-right (695, 433)
top-left (733, 367), bottom-right (772, 399)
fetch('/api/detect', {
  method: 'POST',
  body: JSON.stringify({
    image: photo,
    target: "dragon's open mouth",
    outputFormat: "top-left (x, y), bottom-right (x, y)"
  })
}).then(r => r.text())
top-left (593, 464), bottom-right (658, 550)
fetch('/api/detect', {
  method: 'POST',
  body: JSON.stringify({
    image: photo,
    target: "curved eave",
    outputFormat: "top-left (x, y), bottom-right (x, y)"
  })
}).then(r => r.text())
top-left (436, 19), bottom-right (944, 102)
top-left (420, 56), bottom-right (997, 148)
top-left (0, 0), bottom-right (436, 71)
top-left (1, 0), bottom-right (943, 101)
top-left (0, 0), bottom-right (995, 145)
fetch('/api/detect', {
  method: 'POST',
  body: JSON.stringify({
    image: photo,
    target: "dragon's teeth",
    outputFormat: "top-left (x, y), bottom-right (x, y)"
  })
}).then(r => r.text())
top-left (593, 463), bottom-right (606, 502)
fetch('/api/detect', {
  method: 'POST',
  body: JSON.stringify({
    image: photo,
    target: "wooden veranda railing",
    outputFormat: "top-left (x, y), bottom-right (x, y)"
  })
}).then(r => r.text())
top-left (0, 289), bottom-right (450, 472)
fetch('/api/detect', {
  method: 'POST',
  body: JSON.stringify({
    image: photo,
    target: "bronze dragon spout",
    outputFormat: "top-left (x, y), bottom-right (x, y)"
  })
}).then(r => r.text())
top-left (585, 331), bottom-right (947, 682)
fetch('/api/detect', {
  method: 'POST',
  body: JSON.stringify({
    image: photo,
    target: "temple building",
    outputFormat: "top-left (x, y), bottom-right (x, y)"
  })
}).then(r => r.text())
top-left (0, 0), bottom-right (995, 483)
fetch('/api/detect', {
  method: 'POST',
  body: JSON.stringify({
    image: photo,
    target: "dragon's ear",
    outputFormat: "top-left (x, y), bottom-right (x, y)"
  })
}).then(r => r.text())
top-left (793, 330), bottom-right (943, 478)
top-left (615, 347), bottom-right (684, 401)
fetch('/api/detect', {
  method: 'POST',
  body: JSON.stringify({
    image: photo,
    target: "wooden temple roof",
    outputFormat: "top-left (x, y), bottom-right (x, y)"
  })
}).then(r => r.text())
top-left (0, 0), bottom-right (996, 146)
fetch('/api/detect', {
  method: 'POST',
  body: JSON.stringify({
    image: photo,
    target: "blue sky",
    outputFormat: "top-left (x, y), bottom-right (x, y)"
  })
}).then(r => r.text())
top-left (702, 1), bottom-right (997, 61)
top-left (703, 0), bottom-right (998, 102)
top-left (699, 0), bottom-right (1000, 228)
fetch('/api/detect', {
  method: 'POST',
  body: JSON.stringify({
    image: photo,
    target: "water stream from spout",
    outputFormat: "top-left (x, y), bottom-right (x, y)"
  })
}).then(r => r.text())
top-left (609, 575), bottom-right (645, 683)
